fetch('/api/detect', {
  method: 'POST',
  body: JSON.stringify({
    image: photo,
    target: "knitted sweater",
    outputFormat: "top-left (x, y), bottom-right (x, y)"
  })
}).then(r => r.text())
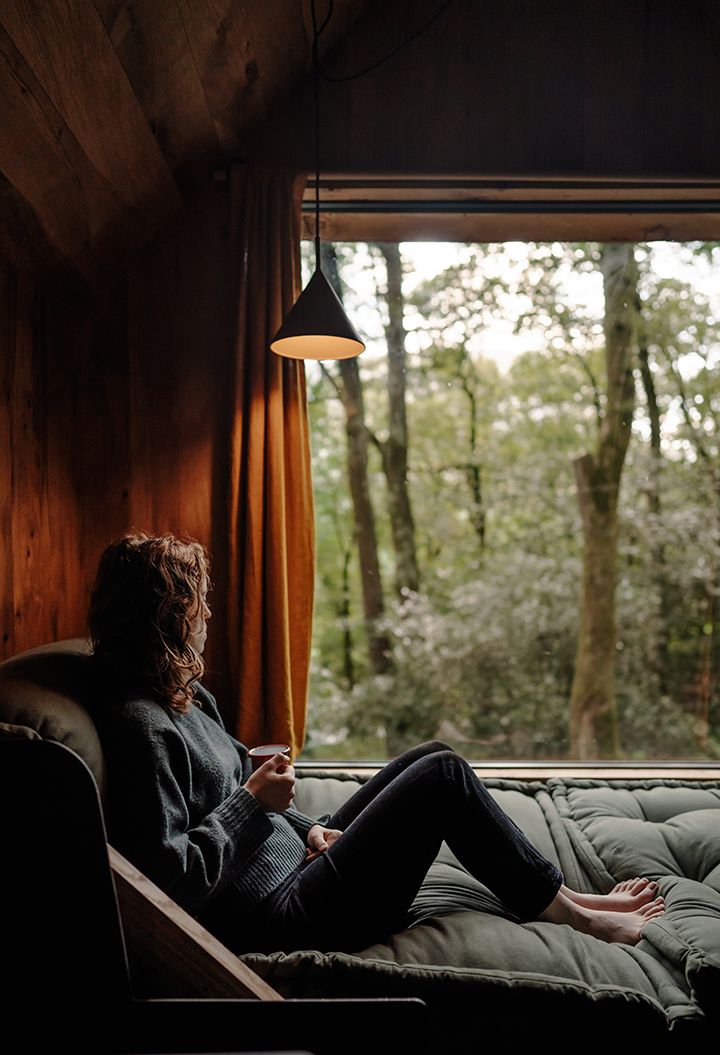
top-left (96, 682), bottom-right (319, 917)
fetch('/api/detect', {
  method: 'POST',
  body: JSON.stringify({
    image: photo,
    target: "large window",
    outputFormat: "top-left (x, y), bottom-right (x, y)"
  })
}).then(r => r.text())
top-left (300, 239), bottom-right (720, 762)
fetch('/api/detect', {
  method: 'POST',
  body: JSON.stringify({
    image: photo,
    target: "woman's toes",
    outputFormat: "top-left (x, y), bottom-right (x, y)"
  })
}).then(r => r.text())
top-left (639, 898), bottom-right (665, 916)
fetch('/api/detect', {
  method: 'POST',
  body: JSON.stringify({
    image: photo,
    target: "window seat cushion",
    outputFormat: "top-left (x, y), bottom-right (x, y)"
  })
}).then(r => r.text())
top-left (238, 772), bottom-right (720, 1043)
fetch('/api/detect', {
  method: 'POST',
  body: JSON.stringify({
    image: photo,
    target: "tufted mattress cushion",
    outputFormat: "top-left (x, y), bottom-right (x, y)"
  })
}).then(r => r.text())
top-left (239, 772), bottom-right (720, 1040)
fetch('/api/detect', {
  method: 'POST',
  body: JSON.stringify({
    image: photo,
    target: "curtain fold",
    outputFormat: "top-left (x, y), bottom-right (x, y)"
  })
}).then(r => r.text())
top-left (226, 166), bottom-right (314, 756)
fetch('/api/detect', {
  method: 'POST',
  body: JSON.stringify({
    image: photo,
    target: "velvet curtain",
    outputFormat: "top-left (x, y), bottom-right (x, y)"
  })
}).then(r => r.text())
top-left (226, 166), bottom-right (314, 756)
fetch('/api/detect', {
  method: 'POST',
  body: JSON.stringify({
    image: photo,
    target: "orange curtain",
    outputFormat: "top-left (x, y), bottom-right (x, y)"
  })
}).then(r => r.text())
top-left (226, 166), bottom-right (314, 756)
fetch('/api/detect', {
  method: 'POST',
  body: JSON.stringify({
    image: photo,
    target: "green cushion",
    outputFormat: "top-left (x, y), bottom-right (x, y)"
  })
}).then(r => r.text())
top-left (549, 778), bottom-right (720, 1020)
top-left (264, 772), bottom-right (720, 1036)
top-left (0, 640), bottom-right (105, 791)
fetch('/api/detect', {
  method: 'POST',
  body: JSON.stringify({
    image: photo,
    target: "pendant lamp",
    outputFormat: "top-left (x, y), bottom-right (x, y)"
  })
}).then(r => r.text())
top-left (271, 1), bottom-right (365, 361)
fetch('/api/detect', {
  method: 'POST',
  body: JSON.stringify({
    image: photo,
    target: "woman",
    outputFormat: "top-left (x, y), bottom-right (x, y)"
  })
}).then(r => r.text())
top-left (90, 532), bottom-right (664, 954)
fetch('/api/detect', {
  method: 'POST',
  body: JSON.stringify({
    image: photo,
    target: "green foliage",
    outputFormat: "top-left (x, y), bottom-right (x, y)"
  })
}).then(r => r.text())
top-left (302, 241), bottom-right (720, 761)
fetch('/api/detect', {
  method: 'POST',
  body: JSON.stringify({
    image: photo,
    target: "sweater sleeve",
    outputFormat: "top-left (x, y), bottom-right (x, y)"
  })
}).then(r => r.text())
top-left (107, 719), bottom-right (273, 915)
top-left (283, 805), bottom-right (320, 840)
top-left (191, 685), bottom-right (320, 840)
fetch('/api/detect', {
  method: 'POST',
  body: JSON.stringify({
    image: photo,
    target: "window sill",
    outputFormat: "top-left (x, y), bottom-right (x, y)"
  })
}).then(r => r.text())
top-left (296, 759), bottom-right (720, 781)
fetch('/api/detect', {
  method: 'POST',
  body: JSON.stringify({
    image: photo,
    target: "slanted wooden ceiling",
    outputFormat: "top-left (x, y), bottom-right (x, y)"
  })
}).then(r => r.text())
top-left (0, 0), bottom-right (370, 281)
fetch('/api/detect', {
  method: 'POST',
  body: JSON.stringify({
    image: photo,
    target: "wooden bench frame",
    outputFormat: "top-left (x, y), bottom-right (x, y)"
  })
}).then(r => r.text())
top-left (0, 737), bottom-right (426, 1054)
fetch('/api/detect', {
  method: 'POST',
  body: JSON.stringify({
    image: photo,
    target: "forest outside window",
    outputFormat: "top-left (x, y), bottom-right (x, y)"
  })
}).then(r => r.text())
top-left (299, 237), bottom-right (720, 764)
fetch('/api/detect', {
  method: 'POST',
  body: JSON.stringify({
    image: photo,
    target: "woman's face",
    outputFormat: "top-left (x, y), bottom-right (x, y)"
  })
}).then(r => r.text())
top-left (189, 579), bottom-right (211, 655)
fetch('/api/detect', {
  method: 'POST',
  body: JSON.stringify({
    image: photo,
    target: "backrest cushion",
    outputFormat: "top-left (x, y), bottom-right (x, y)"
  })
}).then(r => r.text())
top-left (0, 640), bottom-right (105, 791)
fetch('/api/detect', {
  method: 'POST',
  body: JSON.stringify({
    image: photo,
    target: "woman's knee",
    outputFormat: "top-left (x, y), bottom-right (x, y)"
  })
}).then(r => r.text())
top-left (417, 739), bottom-right (453, 755)
top-left (411, 748), bottom-right (463, 784)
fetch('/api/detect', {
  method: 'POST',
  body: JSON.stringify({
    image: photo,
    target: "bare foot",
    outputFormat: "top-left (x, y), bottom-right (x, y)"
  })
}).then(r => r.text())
top-left (562, 879), bottom-right (659, 913)
top-left (610, 877), bottom-right (653, 896)
top-left (539, 890), bottom-right (665, 945)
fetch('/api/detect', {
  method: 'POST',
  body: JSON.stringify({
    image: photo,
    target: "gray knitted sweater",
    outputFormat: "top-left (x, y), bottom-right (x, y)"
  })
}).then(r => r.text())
top-left (97, 682), bottom-right (318, 917)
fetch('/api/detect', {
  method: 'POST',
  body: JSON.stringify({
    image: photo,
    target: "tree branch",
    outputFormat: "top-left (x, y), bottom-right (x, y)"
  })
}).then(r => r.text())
top-left (662, 344), bottom-right (714, 467)
top-left (319, 361), bottom-right (343, 400)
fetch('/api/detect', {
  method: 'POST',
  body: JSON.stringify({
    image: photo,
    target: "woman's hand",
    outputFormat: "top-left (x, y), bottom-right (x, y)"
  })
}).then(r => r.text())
top-left (304, 824), bottom-right (344, 863)
top-left (245, 754), bottom-right (296, 812)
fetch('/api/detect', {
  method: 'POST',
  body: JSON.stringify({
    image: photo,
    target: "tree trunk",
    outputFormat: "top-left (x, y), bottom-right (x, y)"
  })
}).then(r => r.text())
top-left (569, 244), bottom-right (638, 758)
top-left (571, 455), bottom-right (623, 757)
top-left (662, 342), bottom-right (720, 750)
top-left (375, 243), bottom-right (420, 597)
top-left (338, 545), bottom-right (355, 689)
top-left (637, 308), bottom-right (670, 696)
top-left (460, 370), bottom-right (486, 551)
top-left (696, 470), bottom-right (720, 751)
top-left (321, 244), bottom-right (391, 676)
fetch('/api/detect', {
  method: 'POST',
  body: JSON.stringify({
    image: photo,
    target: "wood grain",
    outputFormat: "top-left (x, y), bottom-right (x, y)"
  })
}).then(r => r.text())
top-left (309, 211), bottom-right (720, 243)
top-left (173, 0), bottom-right (372, 155)
top-left (0, 174), bottom-right (68, 276)
top-left (109, 846), bottom-right (283, 1000)
top-left (0, 0), bottom-right (180, 227)
top-left (0, 22), bottom-right (108, 278)
top-left (244, 0), bottom-right (720, 178)
top-left (0, 259), bottom-right (16, 655)
top-left (92, 0), bottom-right (221, 173)
top-left (0, 177), bottom-right (234, 670)
top-left (9, 272), bottom-right (51, 651)
top-left (0, 0), bottom-right (180, 277)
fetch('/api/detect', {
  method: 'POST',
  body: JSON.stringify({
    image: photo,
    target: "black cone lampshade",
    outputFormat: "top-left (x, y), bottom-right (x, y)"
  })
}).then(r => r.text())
top-left (271, 267), bottom-right (365, 360)
top-left (271, 0), bottom-right (365, 361)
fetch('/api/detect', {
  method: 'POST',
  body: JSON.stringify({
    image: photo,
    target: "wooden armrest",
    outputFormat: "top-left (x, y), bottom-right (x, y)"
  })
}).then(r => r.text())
top-left (109, 846), bottom-right (282, 1001)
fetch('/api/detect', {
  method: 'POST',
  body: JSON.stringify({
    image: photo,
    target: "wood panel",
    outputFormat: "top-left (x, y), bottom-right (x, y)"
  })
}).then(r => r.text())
top-left (0, 265), bottom-right (88, 654)
top-left (92, 0), bottom-right (221, 173)
top-left (109, 846), bottom-right (282, 1000)
top-left (127, 175), bottom-right (234, 699)
top-left (0, 260), bottom-right (16, 654)
top-left (0, 0), bottom-right (180, 227)
top-left (10, 272), bottom-right (52, 650)
top-left (0, 176), bottom-right (235, 667)
top-left (311, 211), bottom-right (720, 243)
top-left (0, 174), bottom-right (68, 276)
top-left (299, 175), bottom-right (720, 241)
top-left (173, 0), bottom-right (372, 154)
top-left (45, 281), bottom-right (132, 639)
top-left (244, 0), bottom-right (720, 178)
top-left (0, 0), bottom-right (181, 278)
top-left (0, 23), bottom-right (109, 279)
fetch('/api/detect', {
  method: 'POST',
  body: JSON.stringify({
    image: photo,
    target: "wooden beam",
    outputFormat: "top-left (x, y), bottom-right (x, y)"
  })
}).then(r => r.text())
top-left (308, 211), bottom-right (720, 243)
top-left (0, 22), bottom-right (110, 278)
top-left (92, 0), bottom-right (221, 173)
top-left (173, 0), bottom-right (373, 156)
top-left (0, 0), bottom-right (181, 273)
top-left (109, 846), bottom-right (283, 1001)
top-left (0, 174), bottom-right (68, 276)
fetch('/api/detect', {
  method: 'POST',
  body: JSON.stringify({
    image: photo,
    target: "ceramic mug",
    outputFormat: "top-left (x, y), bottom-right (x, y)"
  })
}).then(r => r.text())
top-left (248, 743), bottom-right (291, 771)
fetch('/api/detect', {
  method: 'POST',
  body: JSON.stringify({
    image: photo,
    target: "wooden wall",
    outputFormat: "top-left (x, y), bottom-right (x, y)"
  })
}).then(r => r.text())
top-left (3, 0), bottom-right (720, 690)
top-left (0, 175), bottom-right (234, 697)
top-left (244, 0), bottom-right (720, 177)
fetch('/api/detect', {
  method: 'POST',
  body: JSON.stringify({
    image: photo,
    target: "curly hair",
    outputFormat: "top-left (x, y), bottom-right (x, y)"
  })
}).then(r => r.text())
top-left (88, 532), bottom-right (210, 713)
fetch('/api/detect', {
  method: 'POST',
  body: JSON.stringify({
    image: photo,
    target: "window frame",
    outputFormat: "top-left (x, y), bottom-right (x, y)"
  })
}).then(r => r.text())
top-left (300, 183), bottom-right (720, 775)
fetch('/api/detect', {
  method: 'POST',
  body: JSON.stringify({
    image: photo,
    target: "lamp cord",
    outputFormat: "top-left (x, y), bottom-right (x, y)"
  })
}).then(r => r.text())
top-left (314, 0), bottom-right (455, 83)
top-left (309, 0), bottom-right (454, 270)
top-left (310, 0), bottom-right (331, 270)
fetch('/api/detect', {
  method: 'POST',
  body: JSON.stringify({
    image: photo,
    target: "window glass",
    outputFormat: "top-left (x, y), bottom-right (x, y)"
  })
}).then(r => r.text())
top-left (300, 240), bottom-right (720, 762)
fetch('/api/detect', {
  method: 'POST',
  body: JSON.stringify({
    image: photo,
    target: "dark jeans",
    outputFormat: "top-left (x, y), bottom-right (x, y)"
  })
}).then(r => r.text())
top-left (256, 742), bottom-right (563, 953)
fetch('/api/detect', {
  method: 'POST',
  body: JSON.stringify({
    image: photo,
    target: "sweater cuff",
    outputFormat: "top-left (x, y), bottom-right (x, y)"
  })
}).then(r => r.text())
top-left (214, 785), bottom-right (273, 849)
top-left (284, 806), bottom-right (319, 839)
